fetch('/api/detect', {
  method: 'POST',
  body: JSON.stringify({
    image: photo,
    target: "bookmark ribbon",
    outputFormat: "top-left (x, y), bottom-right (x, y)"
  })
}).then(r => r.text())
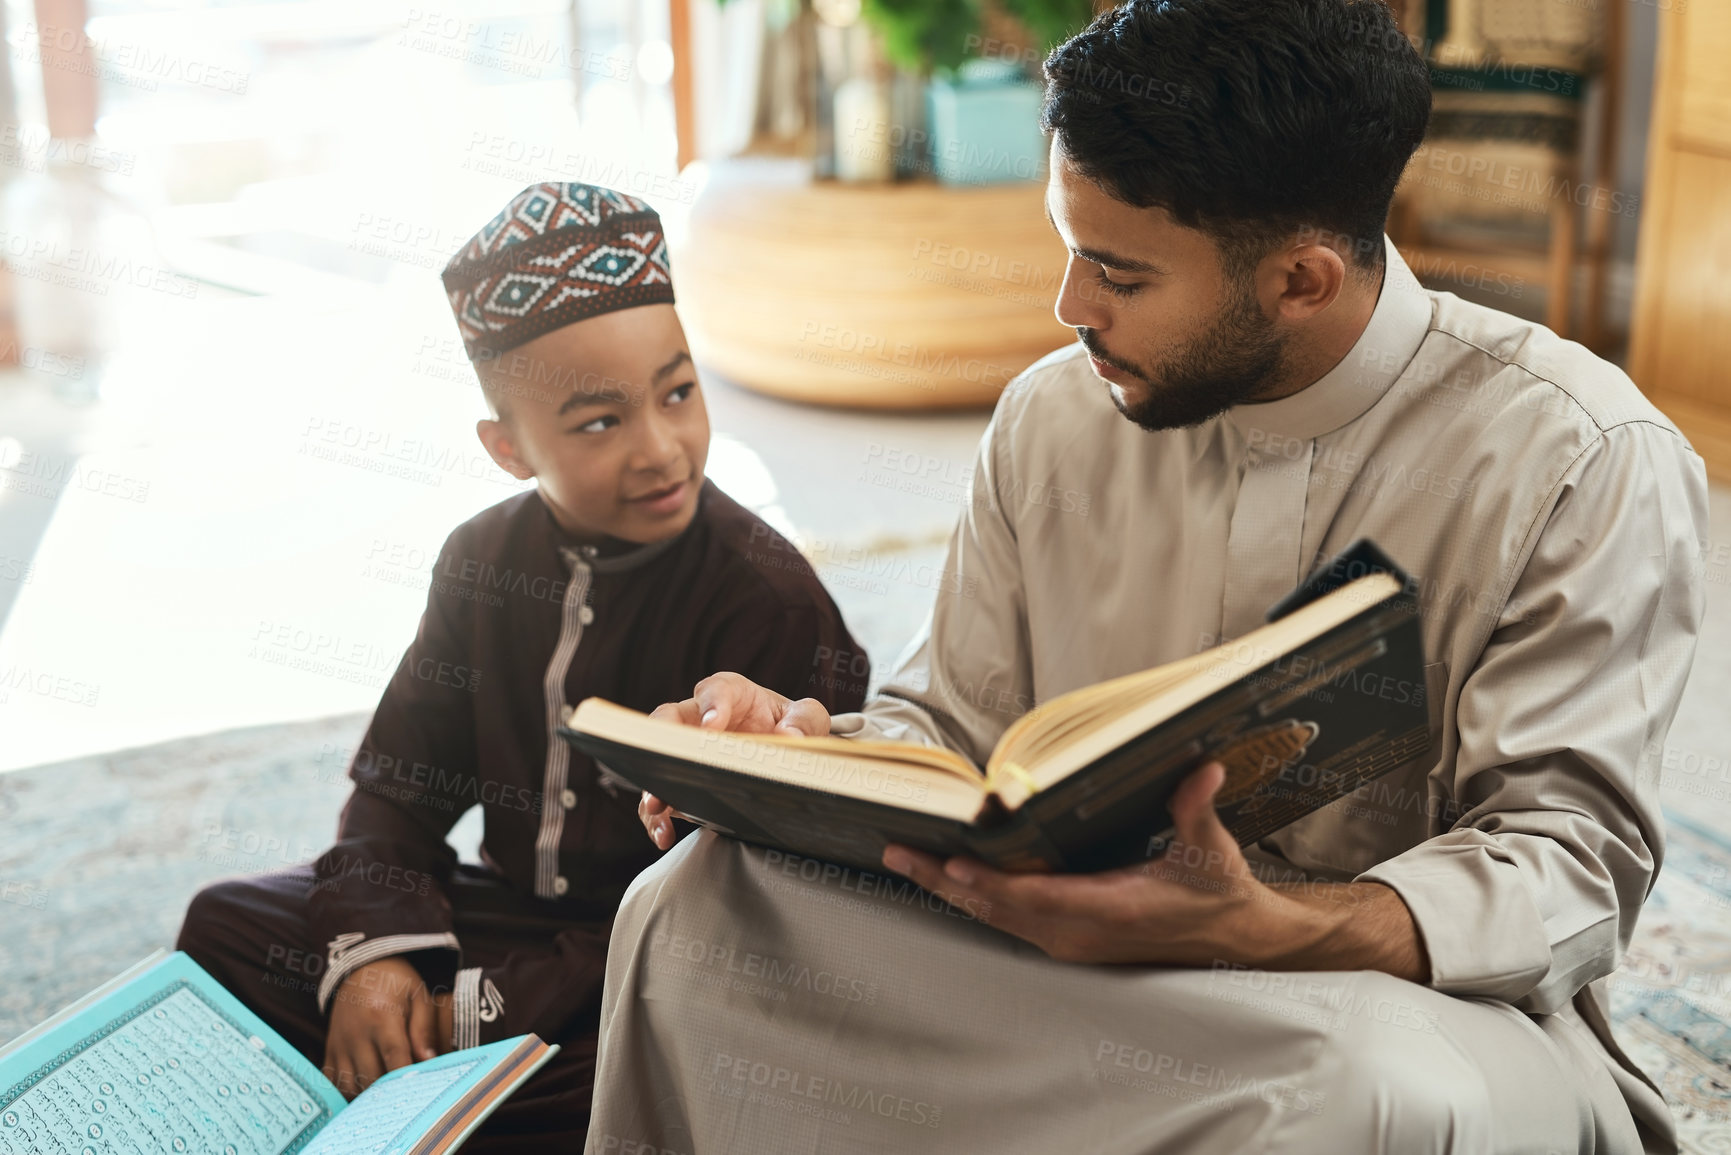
top-left (996, 761), bottom-right (1039, 794)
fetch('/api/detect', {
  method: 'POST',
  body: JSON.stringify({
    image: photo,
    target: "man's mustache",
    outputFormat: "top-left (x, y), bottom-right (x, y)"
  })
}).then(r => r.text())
top-left (1076, 328), bottom-right (1145, 381)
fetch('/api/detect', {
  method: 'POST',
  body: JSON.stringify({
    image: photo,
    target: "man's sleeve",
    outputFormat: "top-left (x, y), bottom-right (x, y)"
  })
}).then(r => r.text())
top-left (828, 394), bottom-right (1034, 766)
top-left (307, 532), bottom-right (479, 1013)
top-left (1358, 421), bottom-right (1708, 1013)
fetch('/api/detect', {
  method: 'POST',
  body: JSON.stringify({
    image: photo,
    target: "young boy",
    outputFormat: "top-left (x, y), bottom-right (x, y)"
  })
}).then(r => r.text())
top-left (177, 183), bottom-right (868, 1150)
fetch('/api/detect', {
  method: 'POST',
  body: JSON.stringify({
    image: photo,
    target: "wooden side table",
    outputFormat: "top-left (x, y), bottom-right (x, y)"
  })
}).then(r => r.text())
top-left (676, 159), bottom-right (1074, 409)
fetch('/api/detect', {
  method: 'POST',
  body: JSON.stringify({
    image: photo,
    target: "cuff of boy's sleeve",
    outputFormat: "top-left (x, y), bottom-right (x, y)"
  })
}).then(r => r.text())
top-left (452, 966), bottom-right (483, 1050)
top-left (316, 932), bottom-right (461, 1014)
top-left (1356, 835), bottom-right (1551, 1003)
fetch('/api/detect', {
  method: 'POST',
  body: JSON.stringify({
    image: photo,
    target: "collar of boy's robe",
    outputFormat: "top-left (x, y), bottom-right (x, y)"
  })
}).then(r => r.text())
top-left (538, 484), bottom-right (698, 575)
top-left (1223, 235), bottom-right (1433, 447)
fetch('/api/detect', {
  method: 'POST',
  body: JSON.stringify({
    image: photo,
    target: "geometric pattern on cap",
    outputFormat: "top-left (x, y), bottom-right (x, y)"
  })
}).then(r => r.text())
top-left (441, 182), bottom-right (675, 360)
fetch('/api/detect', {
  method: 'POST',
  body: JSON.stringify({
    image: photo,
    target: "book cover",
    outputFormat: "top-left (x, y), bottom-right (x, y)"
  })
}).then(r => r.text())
top-left (563, 548), bottom-right (1432, 874)
top-left (0, 952), bottom-right (555, 1155)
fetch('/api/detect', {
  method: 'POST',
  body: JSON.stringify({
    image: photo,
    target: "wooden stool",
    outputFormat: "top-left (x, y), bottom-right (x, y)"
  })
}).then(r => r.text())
top-left (676, 159), bottom-right (1074, 410)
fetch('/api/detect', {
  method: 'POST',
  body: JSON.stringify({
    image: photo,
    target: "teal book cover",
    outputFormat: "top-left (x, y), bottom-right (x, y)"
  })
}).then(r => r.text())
top-left (0, 952), bottom-right (555, 1155)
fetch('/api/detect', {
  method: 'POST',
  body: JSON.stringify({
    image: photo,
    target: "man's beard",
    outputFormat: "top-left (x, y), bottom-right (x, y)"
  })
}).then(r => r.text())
top-left (1079, 279), bottom-right (1286, 432)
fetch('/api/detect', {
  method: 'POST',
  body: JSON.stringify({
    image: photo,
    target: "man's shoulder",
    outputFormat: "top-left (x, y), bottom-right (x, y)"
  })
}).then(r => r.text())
top-left (989, 342), bottom-right (1127, 453)
top-left (1424, 293), bottom-right (1689, 449)
top-left (998, 342), bottom-right (1098, 416)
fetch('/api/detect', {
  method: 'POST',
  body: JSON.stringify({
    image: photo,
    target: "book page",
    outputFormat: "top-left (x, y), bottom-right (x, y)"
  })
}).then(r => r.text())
top-left (569, 700), bottom-right (987, 821)
top-left (298, 1056), bottom-right (479, 1155)
top-left (0, 955), bottom-right (342, 1155)
top-left (988, 572), bottom-right (1402, 802)
top-left (298, 1036), bottom-right (554, 1155)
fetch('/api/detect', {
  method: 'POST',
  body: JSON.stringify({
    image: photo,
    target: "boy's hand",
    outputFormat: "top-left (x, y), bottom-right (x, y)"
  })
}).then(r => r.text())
top-left (322, 957), bottom-right (448, 1098)
top-left (638, 792), bottom-right (681, 850)
top-left (651, 672), bottom-right (831, 737)
top-left (639, 672), bottom-right (832, 848)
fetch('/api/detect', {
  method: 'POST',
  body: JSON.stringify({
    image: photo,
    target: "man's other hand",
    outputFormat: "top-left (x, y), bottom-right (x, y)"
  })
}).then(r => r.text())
top-left (638, 672), bottom-right (832, 848)
top-left (322, 957), bottom-right (449, 1098)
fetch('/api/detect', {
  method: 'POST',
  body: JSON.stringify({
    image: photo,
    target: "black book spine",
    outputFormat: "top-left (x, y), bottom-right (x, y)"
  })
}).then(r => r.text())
top-left (561, 591), bottom-right (1432, 876)
top-left (1017, 598), bottom-right (1430, 872)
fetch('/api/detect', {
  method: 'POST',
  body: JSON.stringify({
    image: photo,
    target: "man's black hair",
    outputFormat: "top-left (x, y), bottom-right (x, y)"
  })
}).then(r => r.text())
top-left (1041, 0), bottom-right (1431, 278)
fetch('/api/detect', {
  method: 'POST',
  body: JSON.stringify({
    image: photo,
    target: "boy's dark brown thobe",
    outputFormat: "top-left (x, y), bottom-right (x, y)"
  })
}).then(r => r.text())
top-left (177, 481), bottom-right (867, 1151)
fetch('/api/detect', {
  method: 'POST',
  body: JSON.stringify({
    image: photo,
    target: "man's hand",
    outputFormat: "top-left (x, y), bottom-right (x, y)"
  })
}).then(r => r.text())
top-left (322, 957), bottom-right (450, 1098)
top-left (638, 672), bottom-right (832, 850)
top-left (880, 761), bottom-right (1430, 981)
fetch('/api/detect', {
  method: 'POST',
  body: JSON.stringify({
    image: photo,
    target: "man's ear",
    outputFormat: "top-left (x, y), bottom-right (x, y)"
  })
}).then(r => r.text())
top-left (1270, 243), bottom-right (1349, 322)
top-left (476, 418), bottom-right (535, 481)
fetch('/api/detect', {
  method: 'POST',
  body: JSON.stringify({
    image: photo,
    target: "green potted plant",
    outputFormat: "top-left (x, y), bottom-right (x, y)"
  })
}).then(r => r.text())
top-left (874, 0), bottom-right (1096, 184)
top-left (862, 0), bottom-right (1093, 74)
top-left (721, 0), bottom-right (1095, 183)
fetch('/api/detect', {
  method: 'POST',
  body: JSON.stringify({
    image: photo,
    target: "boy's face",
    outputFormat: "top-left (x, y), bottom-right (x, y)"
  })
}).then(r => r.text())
top-left (474, 303), bottom-right (710, 545)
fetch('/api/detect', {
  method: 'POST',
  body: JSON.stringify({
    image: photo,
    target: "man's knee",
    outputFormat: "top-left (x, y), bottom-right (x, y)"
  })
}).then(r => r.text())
top-left (1312, 975), bottom-right (1492, 1152)
top-left (626, 829), bottom-right (728, 911)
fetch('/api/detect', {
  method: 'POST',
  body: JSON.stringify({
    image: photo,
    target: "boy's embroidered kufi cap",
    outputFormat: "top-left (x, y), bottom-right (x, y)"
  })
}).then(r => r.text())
top-left (442, 182), bottom-right (675, 361)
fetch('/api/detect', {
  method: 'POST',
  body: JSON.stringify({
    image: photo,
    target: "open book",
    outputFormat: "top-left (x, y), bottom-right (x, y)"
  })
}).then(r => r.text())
top-left (563, 541), bottom-right (1432, 873)
top-left (0, 952), bottom-right (557, 1155)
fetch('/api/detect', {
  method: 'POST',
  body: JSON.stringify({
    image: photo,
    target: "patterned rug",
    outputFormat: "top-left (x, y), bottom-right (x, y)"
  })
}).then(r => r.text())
top-left (3, 718), bottom-right (1730, 1150)
top-left (1612, 812), bottom-right (1731, 1154)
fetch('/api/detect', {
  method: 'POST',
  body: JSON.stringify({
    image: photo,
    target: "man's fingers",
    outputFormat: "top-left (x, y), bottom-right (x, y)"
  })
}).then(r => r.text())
top-left (880, 844), bottom-right (953, 897)
top-left (941, 857), bottom-right (1078, 919)
top-left (1173, 758), bottom-right (1226, 807)
top-left (777, 697), bottom-right (833, 737)
top-left (881, 844), bottom-right (994, 922)
top-left (1163, 761), bottom-right (1242, 877)
top-left (1168, 761), bottom-right (1227, 839)
top-left (407, 986), bottom-right (438, 1063)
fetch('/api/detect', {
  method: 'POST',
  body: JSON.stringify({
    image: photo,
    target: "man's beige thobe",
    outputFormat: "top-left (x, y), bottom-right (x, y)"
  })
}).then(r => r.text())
top-left (582, 240), bottom-right (1707, 1154)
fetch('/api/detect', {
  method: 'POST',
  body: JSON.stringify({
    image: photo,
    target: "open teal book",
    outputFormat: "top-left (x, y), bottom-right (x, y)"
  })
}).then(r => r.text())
top-left (0, 951), bottom-right (557, 1155)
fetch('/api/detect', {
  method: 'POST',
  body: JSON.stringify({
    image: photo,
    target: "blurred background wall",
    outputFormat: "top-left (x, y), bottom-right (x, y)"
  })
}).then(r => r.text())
top-left (0, 0), bottom-right (1692, 771)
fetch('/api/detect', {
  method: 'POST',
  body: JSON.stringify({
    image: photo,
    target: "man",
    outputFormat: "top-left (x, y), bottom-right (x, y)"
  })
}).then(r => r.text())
top-left (601, 2), bottom-right (1705, 1151)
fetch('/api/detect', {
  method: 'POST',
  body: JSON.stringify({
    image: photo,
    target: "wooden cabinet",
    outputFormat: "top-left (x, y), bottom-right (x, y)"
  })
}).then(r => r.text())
top-left (1630, 1), bottom-right (1731, 478)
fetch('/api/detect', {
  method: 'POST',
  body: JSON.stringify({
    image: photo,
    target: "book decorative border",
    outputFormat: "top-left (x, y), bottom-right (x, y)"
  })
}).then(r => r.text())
top-left (0, 978), bottom-right (335, 1151)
